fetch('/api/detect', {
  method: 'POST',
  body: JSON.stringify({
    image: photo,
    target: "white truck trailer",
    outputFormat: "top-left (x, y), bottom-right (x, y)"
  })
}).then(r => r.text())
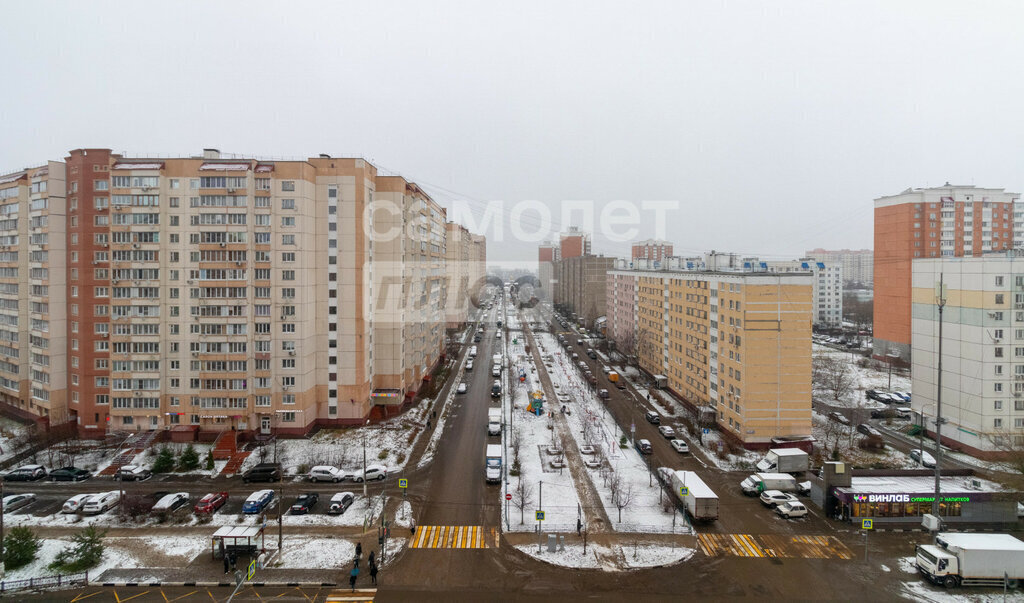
top-left (917, 533), bottom-right (1024, 588)
top-left (485, 444), bottom-right (502, 483)
top-left (755, 448), bottom-right (809, 473)
top-left (487, 408), bottom-right (501, 435)
top-left (671, 470), bottom-right (718, 521)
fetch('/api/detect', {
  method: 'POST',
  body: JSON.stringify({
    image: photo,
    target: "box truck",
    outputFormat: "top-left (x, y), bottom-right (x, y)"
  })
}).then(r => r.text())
top-left (671, 470), bottom-right (718, 521)
top-left (485, 444), bottom-right (502, 483)
top-left (492, 353), bottom-right (502, 366)
top-left (487, 408), bottom-right (501, 435)
top-left (755, 448), bottom-right (809, 474)
top-left (916, 533), bottom-right (1024, 588)
top-left (740, 472), bottom-right (798, 496)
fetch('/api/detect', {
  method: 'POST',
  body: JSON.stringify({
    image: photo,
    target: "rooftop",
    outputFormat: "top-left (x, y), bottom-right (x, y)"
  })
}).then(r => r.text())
top-left (836, 474), bottom-right (1003, 495)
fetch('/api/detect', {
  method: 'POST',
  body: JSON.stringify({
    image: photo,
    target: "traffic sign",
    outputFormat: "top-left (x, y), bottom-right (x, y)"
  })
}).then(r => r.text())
top-left (399, 478), bottom-right (408, 489)
top-left (535, 510), bottom-right (545, 521)
top-left (703, 428), bottom-right (710, 435)
top-left (679, 486), bottom-right (689, 497)
top-left (247, 559), bottom-right (256, 580)
top-left (506, 493), bottom-right (512, 500)
top-left (862, 519), bottom-right (873, 530)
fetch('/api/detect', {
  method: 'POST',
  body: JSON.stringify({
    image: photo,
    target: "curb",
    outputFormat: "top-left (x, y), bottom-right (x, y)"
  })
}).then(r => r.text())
top-left (94, 581), bottom-right (337, 587)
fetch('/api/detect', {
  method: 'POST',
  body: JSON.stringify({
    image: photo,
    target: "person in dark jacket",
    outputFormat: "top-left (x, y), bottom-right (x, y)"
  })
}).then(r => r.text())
top-left (370, 562), bottom-right (378, 585)
top-left (356, 541), bottom-right (362, 558)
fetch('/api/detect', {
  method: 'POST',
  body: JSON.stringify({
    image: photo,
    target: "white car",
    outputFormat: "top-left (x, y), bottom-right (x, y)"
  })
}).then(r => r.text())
top-left (670, 439), bottom-right (689, 453)
top-left (327, 492), bottom-right (355, 515)
top-left (308, 465), bottom-right (346, 483)
top-left (759, 490), bottom-right (798, 508)
top-left (775, 501), bottom-right (808, 519)
top-left (601, 365), bottom-right (611, 374)
top-left (62, 493), bottom-right (94, 514)
top-left (657, 425), bottom-right (676, 439)
top-left (457, 383), bottom-right (468, 394)
top-left (910, 448), bottom-right (936, 468)
top-left (2, 493), bottom-right (37, 513)
top-left (352, 464), bottom-right (387, 482)
top-left (152, 492), bottom-right (189, 514)
top-left (495, 332), bottom-right (502, 339)
top-left (82, 491), bottom-right (121, 515)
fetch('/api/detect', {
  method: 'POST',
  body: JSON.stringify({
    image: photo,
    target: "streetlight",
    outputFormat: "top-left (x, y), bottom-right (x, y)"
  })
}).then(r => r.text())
top-left (917, 403), bottom-right (936, 464)
top-left (932, 274), bottom-right (948, 523)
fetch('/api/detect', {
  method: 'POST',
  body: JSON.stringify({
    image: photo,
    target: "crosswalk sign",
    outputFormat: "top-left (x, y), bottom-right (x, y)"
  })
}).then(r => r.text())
top-left (399, 478), bottom-right (408, 489)
top-left (535, 510), bottom-right (545, 521)
top-left (862, 519), bottom-right (873, 530)
top-left (679, 486), bottom-right (689, 497)
top-left (247, 559), bottom-right (256, 580)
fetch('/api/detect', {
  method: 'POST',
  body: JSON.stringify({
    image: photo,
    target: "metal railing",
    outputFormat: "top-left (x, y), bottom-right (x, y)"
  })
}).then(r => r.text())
top-left (0, 571), bottom-right (88, 593)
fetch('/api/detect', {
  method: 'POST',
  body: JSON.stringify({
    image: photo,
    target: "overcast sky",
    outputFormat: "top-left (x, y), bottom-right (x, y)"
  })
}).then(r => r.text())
top-left (3, 1), bottom-right (1024, 265)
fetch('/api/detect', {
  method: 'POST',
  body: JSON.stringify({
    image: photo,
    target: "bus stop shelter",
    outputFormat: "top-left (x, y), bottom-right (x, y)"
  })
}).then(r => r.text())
top-left (211, 525), bottom-right (266, 559)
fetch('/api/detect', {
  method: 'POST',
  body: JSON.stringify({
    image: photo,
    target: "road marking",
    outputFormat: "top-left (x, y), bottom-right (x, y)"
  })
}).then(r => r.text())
top-left (699, 533), bottom-right (853, 560)
top-left (408, 526), bottom-right (491, 548)
top-left (114, 590), bottom-right (151, 603)
top-left (70, 592), bottom-right (103, 603)
top-left (325, 589), bottom-right (376, 602)
top-left (160, 590), bottom-right (198, 603)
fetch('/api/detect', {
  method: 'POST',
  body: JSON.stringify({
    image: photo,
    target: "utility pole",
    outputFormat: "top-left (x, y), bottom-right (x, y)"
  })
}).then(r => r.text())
top-left (537, 480), bottom-right (543, 553)
top-left (1, 480), bottom-right (5, 579)
top-left (932, 273), bottom-right (947, 521)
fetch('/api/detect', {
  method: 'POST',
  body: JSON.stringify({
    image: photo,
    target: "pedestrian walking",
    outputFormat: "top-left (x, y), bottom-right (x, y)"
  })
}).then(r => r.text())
top-left (368, 550), bottom-right (376, 567)
top-left (356, 542), bottom-right (362, 558)
top-left (370, 563), bottom-right (378, 585)
top-left (223, 551), bottom-right (230, 574)
top-left (349, 572), bottom-right (357, 592)
top-left (426, 418), bottom-right (431, 429)
top-left (353, 556), bottom-right (360, 569)
top-left (229, 552), bottom-right (237, 572)
top-left (577, 518), bottom-right (582, 535)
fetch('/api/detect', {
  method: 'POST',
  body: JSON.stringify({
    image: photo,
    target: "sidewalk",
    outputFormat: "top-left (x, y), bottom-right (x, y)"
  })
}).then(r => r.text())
top-left (93, 565), bottom-right (341, 586)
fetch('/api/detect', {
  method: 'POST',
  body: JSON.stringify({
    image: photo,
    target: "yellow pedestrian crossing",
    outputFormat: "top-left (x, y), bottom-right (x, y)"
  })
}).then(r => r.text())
top-left (409, 525), bottom-right (492, 549)
top-left (326, 589), bottom-right (376, 602)
top-left (697, 533), bottom-right (853, 560)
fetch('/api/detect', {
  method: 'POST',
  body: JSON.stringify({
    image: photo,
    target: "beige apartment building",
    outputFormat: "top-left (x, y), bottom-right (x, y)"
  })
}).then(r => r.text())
top-left (553, 254), bottom-right (615, 328)
top-left (609, 267), bottom-right (813, 448)
top-left (0, 149), bottom-right (484, 438)
top-left (444, 223), bottom-right (487, 328)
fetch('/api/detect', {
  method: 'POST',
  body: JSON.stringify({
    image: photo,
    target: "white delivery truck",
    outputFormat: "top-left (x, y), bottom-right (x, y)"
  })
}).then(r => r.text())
top-left (740, 472), bottom-right (798, 496)
top-left (492, 353), bottom-right (502, 366)
top-left (469, 346), bottom-right (478, 358)
top-left (755, 448), bottom-right (810, 474)
top-left (671, 470), bottom-right (718, 521)
top-left (916, 533), bottom-right (1024, 588)
top-left (487, 408), bottom-right (501, 435)
top-left (485, 444), bottom-right (502, 483)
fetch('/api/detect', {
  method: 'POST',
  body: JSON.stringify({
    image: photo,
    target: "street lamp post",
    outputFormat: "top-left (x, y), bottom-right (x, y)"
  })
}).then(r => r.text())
top-left (932, 274), bottom-right (948, 521)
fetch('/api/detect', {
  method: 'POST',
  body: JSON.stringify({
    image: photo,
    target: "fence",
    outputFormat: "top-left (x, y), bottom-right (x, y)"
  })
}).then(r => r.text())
top-left (0, 571), bottom-right (88, 593)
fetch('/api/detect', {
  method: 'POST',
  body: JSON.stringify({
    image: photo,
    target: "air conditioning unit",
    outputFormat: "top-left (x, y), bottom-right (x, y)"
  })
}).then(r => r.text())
top-left (236, 261), bottom-right (243, 266)
top-left (115, 206), bottom-right (123, 211)
top-left (112, 279), bottom-right (119, 284)
top-left (288, 350), bottom-right (295, 356)
top-left (227, 188), bottom-right (236, 193)
top-left (132, 244), bottom-right (139, 249)
top-left (219, 242), bottom-right (226, 248)
top-left (191, 351), bottom-right (199, 357)
top-left (101, 332), bottom-right (108, 338)
top-left (1016, 303), bottom-right (1024, 310)
top-left (92, 261), bottom-right (98, 265)
top-left (103, 243), bottom-right (108, 248)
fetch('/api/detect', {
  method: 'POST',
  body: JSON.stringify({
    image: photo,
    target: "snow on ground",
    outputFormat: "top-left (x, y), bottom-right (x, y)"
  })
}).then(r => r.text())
top-left (514, 542), bottom-right (603, 569)
top-left (812, 411), bottom-right (920, 469)
top-left (0, 537), bottom-right (155, 583)
top-left (534, 331), bottom-right (686, 534)
top-left (128, 534), bottom-right (209, 561)
top-left (131, 443), bottom-right (226, 477)
top-left (513, 542), bottom-right (694, 570)
top-left (614, 543), bottom-right (695, 569)
top-left (0, 416), bottom-right (29, 464)
top-left (393, 500), bottom-right (413, 528)
top-left (276, 536), bottom-right (355, 570)
top-left (814, 344), bottom-right (911, 409)
top-left (897, 556), bottom-right (918, 574)
top-left (899, 579), bottom-right (1010, 603)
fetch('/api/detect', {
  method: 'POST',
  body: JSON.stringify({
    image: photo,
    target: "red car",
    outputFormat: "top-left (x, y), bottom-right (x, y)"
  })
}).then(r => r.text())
top-left (194, 492), bottom-right (228, 514)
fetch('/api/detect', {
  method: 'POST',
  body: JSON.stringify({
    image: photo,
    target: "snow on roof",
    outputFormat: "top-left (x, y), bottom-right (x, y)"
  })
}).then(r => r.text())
top-left (770, 448), bottom-right (807, 457)
top-left (200, 163), bottom-right (251, 171)
top-left (255, 164), bottom-right (274, 172)
top-left (937, 533), bottom-right (1024, 551)
top-left (837, 475), bottom-right (1003, 495)
top-left (674, 471), bottom-right (717, 499)
top-left (213, 525), bottom-right (262, 539)
top-left (0, 172), bottom-right (26, 185)
top-left (112, 162), bottom-right (164, 170)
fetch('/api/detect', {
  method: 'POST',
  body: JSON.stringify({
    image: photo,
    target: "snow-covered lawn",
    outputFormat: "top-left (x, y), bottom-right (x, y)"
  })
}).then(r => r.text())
top-left (812, 411), bottom-right (920, 469)
top-left (613, 543), bottom-right (696, 568)
top-left (276, 536), bottom-right (355, 570)
top-left (814, 344), bottom-right (910, 409)
top-left (513, 542), bottom-right (694, 570)
top-left (0, 416), bottom-right (30, 464)
top-left (514, 542), bottom-right (602, 569)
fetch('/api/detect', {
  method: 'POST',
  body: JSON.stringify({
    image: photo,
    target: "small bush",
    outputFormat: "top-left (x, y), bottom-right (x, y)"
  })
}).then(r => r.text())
top-left (396, 452), bottom-right (406, 465)
top-left (151, 446), bottom-right (175, 474)
top-left (3, 527), bottom-right (41, 570)
top-left (49, 526), bottom-right (107, 573)
top-left (121, 494), bottom-right (154, 520)
top-left (205, 451), bottom-right (215, 471)
top-left (177, 444), bottom-right (200, 471)
top-left (377, 450), bottom-right (389, 460)
top-left (858, 435), bottom-right (886, 451)
top-left (297, 463), bottom-right (310, 474)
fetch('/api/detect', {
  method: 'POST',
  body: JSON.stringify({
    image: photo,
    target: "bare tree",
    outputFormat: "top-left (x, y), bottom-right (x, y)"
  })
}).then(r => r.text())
top-left (511, 477), bottom-right (535, 525)
top-left (580, 416), bottom-right (595, 447)
top-left (814, 354), bottom-right (855, 402)
top-left (986, 431), bottom-right (1024, 485)
top-left (610, 473), bottom-right (634, 523)
top-left (819, 416), bottom-right (848, 460)
top-left (510, 428), bottom-right (523, 474)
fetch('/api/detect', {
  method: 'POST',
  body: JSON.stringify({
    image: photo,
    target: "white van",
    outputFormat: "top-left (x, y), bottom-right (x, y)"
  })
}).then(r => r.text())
top-left (469, 346), bottom-right (478, 358)
top-left (82, 490), bottom-right (121, 515)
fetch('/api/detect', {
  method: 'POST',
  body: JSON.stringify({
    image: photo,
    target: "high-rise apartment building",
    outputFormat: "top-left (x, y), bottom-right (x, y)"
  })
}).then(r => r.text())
top-left (911, 254), bottom-right (1024, 458)
top-left (631, 239), bottom-right (673, 263)
top-left (608, 265), bottom-right (813, 448)
top-left (537, 241), bottom-right (558, 300)
top-left (559, 226), bottom-right (590, 259)
top-left (606, 269), bottom-right (638, 353)
top-left (553, 255), bottom-right (615, 328)
top-left (874, 185), bottom-right (1019, 363)
top-left (748, 258), bottom-right (843, 328)
top-left (804, 248), bottom-right (873, 286)
top-left (0, 148), bottom-right (484, 437)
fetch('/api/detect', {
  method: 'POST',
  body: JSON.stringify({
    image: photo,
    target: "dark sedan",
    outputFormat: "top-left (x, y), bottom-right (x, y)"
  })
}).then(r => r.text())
top-left (48, 466), bottom-right (92, 482)
top-left (290, 493), bottom-right (319, 515)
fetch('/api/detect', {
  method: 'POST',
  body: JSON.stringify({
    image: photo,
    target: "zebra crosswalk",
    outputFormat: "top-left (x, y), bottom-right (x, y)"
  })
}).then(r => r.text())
top-left (697, 533), bottom-right (854, 560)
top-left (409, 525), bottom-right (493, 549)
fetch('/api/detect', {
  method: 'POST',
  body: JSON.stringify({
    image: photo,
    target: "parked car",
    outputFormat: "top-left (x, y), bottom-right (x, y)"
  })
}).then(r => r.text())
top-left (828, 411), bottom-right (850, 426)
top-left (327, 492), bottom-right (355, 515)
top-left (495, 332), bottom-right (501, 339)
top-left (242, 463), bottom-right (281, 483)
top-left (601, 365), bottom-right (611, 374)
top-left (893, 407), bottom-right (913, 419)
top-left (760, 490), bottom-right (799, 508)
top-left (194, 492), bottom-right (229, 514)
top-left (3, 464), bottom-right (47, 482)
top-left (658, 425), bottom-right (676, 439)
top-left (114, 465), bottom-right (152, 481)
top-left (152, 492), bottom-right (189, 514)
top-left (290, 493), bottom-right (319, 515)
top-left (585, 373), bottom-right (597, 385)
top-left (645, 411), bottom-right (661, 425)
top-left (775, 501), bottom-right (809, 519)
top-left (82, 491), bottom-right (121, 515)
top-left (910, 449), bottom-right (937, 468)
top-left (866, 389), bottom-right (885, 402)
top-left (49, 466), bottom-right (92, 482)
top-left (586, 349), bottom-right (597, 359)
top-left (2, 493), bottom-right (36, 513)
top-left (466, 360), bottom-right (474, 371)
top-left (597, 389), bottom-right (609, 399)
top-left (893, 391), bottom-right (912, 402)
top-left (635, 439), bottom-right (653, 455)
top-left (308, 465), bottom-right (347, 483)
top-left (242, 490), bottom-right (275, 514)
top-left (457, 382), bottom-right (468, 394)
top-left (352, 464), bottom-right (387, 482)
top-left (870, 408), bottom-right (896, 420)
top-left (670, 439), bottom-right (689, 453)
top-left (62, 494), bottom-right (94, 514)
top-left (857, 423), bottom-right (882, 438)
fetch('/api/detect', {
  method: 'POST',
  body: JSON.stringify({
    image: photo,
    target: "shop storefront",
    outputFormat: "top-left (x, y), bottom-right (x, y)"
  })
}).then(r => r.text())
top-left (833, 476), bottom-right (1018, 525)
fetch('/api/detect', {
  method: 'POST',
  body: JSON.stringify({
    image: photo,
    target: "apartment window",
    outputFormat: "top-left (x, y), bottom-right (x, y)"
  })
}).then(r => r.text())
top-left (996, 276), bottom-right (1005, 286)
top-left (1016, 400), bottom-right (1024, 411)
top-left (281, 181), bottom-right (295, 192)
top-left (282, 252), bottom-right (295, 262)
top-left (282, 270), bottom-right (295, 281)
top-left (995, 383), bottom-right (1003, 392)
top-left (282, 358), bottom-right (295, 369)
top-left (282, 235), bottom-right (295, 245)
top-left (995, 400), bottom-right (1003, 410)
top-left (994, 418), bottom-right (1003, 428)
top-left (995, 347), bottom-right (1004, 358)
top-left (995, 365), bottom-right (1003, 375)
top-left (281, 216), bottom-right (295, 227)
top-left (993, 312), bottom-right (1004, 321)
top-left (282, 199), bottom-right (295, 210)
top-left (94, 180), bottom-right (108, 191)
top-left (281, 411), bottom-right (296, 422)
top-left (996, 294), bottom-right (1005, 305)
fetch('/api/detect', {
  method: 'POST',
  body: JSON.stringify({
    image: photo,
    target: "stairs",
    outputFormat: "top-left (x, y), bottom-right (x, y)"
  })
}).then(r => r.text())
top-left (99, 430), bottom-right (161, 476)
top-left (220, 451), bottom-right (251, 477)
top-left (211, 431), bottom-right (238, 461)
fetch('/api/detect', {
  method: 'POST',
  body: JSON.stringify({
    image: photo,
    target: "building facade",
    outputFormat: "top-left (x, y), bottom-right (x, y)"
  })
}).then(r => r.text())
top-left (553, 254), bottom-right (615, 328)
top-left (631, 239), bottom-right (673, 263)
top-left (0, 148), bottom-right (484, 437)
top-left (911, 254), bottom-right (1024, 458)
top-left (804, 248), bottom-right (873, 286)
top-left (537, 241), bottom-right (558, 301)
top-left (607, 266), bottom-right (813, 448)
top-left (874, 185), bottom-right (1020, 363)
top-left (559, 226), bottom-right (590, 259)
top-left (605, 267), bottom-right (638, 355)
top-left (754, 259), bottom-right (843, 328)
